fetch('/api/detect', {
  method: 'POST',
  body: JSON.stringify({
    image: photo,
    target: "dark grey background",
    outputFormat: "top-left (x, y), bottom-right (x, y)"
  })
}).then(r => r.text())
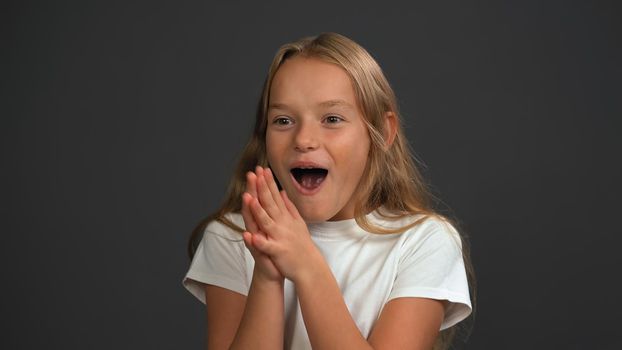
top-left (3, 0), bottom-right (621, 349)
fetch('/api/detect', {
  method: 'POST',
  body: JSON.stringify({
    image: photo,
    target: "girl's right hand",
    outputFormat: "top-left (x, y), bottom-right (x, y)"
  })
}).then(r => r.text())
top-left (241, 168), bottom-right (283, 282)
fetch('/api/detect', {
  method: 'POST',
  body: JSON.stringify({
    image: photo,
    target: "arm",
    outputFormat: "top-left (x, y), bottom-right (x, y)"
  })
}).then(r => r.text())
top-left (205, 169), bottom-right (285, 350)
top-left (204, 277), bottom-right (284, 350)
top-left (247, 167), bottom-right (446, 349)
top-left (368, 298), bottom-right (446, 350)
top-left (204, 285), bottom-right (245, 350)
top-left (228, 272), bottom-right (284, 350)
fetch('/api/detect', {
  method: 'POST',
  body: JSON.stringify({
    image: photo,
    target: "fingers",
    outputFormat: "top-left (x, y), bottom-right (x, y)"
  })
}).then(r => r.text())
top-left (265, 168), bottom-right (287, 212)
top-left (241, 192), bottom-right (259, 233)
top-left (251, 231), bottom-right (278, 256)
top-left (249, 196), bottom-right (275, 232)
top-left (242, 171), bottom-right (259, 233)
top-left (246, 166), bottom-right (296, 235)
top-left (242, 231), bottom-right (254, 249)
top-left (255, 167), bottom-right (283, 218)
top-left (246, 171), bottom-right (258, 198)
top-left (243, 230), bottom-right (269, 252)
top-left (243, 231), bottom-right (264, 256)
top-left (280, 190), bottom-right (302, 219)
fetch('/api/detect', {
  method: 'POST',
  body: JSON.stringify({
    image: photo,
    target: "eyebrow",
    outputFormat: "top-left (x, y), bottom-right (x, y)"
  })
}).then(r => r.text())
top-left (268, 99), bottom-right (353, 110)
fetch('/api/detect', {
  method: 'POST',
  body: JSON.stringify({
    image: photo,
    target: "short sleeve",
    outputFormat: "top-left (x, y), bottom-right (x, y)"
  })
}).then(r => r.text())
top-left (182, 215), bottom-right (253, 304)
top-left (388, 218), bottom-right (472, 330)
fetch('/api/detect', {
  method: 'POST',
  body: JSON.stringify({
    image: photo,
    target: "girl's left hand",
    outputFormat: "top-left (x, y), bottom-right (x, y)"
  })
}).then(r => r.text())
top-left (246, 167), bottom-right (323, 283)
top-left (241, 168), bottom-right (283, 282)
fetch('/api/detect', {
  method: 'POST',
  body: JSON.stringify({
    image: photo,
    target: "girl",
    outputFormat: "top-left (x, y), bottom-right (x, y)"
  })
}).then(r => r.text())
top-left (184, 32), bottom-right (474, 350)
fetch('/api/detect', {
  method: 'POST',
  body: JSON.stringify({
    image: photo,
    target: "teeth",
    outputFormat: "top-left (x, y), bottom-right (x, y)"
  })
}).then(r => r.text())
top-left (301, 176), bottom-right (324, 188)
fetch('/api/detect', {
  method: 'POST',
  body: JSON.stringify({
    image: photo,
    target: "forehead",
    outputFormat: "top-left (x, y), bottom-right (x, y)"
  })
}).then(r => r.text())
top-left (269, 56), bottom-right (359, 110)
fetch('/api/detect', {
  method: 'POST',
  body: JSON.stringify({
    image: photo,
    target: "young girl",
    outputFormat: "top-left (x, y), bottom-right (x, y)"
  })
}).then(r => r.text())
top-left (184, 32), bottom-right (474, 350)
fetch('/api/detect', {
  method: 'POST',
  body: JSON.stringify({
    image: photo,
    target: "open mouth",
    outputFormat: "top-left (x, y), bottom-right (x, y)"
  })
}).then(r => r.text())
top-left (290, 167), bottom-right (328, 191)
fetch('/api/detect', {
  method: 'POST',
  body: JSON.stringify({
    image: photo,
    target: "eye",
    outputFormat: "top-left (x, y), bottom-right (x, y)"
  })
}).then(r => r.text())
top-left (272, 116), bottom-right (293, 126)
top-left (324, 115), bottom-right (344, 124)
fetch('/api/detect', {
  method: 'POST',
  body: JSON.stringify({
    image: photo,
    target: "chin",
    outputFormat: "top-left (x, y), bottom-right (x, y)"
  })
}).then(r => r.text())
top-left (297, 206), bottom-right (333, 224)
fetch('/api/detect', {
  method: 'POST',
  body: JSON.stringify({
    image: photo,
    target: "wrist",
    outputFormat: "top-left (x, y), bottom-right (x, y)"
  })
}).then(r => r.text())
top-left (252, 267), bottom-right (284, 285)
top-left (291, 249), bottom-right (329, 286)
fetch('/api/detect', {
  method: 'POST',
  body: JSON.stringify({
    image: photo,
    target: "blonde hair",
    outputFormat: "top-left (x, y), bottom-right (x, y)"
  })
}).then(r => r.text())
top-left (188, 32), bottom-right (475, 349)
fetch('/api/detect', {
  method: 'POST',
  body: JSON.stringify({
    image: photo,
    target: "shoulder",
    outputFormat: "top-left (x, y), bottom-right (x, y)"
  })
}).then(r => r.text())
top-left (202, 212), bottom-right (245, 242)
top-left (184, 212), bottom-right (252, 302)
top-left (409, 215), bottom-right (462, 246)
top-left (405, 216), bottom-right (462, 254)
top-left (377, 213), bottom-right (473, 330)
top-left (371, 211), bottom-right (463, 254)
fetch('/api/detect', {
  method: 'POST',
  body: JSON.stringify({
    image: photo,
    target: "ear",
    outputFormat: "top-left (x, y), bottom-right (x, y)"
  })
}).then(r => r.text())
top-left (383, 112), bottom-right (397, 149)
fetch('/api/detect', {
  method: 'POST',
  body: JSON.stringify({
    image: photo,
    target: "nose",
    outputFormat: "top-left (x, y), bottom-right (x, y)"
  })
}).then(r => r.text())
top-left (294, 121), bottom-right (319, 152)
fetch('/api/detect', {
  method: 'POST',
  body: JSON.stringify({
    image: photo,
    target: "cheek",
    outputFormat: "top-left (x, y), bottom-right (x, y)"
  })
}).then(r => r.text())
top-left (265, 131), bottom-right (280, 163)
top-left (352, 132), bottom-right (371, 176)
top-left (352, 144), bottom-right (371, 176)
top-left (265, 132), bottom-right (289, 183)
top-left (339, 135), bottom-right (371, 179)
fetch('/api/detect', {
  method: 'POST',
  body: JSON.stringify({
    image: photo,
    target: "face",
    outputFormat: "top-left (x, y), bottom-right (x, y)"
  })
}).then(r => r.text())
top-left (266, 56), bottom-right (371, 223)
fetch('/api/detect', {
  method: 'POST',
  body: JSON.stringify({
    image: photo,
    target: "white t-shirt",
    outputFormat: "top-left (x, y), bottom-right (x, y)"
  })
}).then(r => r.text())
top-left (183, 209), bottom-right (472, 349)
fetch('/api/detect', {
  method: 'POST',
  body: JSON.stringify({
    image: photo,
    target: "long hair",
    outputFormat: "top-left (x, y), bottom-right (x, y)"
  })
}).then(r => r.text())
top-left (187, 32), bottom-right (475, 349)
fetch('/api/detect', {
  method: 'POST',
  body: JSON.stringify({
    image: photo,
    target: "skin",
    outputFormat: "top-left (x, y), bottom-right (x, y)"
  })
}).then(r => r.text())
top-left (204, 57), bottom-right (446, 350)
top-left (266, 56), bottom-right (371, 223)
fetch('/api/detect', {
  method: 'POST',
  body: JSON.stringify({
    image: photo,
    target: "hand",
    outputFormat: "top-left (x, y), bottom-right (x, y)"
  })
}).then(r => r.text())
top-left (247, 167), bottom-right (323, 284)
top-left (241, 167), bottom-right (283, 282)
